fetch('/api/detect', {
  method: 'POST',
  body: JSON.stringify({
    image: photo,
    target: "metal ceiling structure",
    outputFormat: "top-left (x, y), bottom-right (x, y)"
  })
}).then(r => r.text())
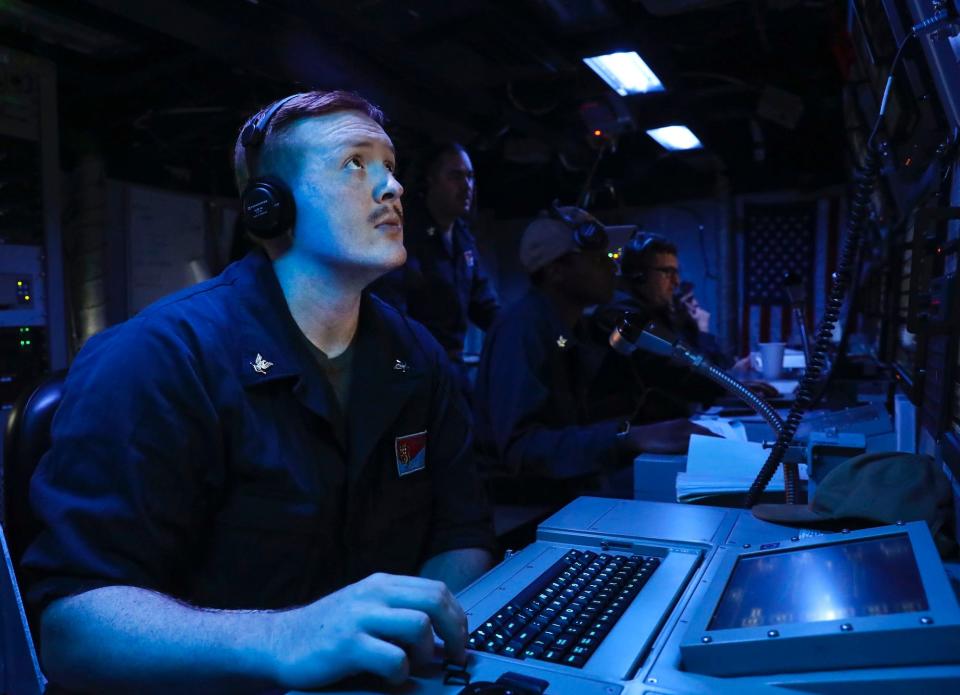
top-left (1, 0), bottom-right (849, 215)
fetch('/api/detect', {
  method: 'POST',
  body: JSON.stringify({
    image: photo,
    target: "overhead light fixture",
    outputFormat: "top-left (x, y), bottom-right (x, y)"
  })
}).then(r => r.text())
top-left (646, 125), bottom-right (703, 151)
top-left (583, 51), bottom-right (664, 96)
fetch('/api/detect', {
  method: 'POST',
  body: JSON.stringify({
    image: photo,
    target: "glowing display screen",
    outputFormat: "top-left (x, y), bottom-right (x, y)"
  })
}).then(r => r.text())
top-left (708, 535), bottom-right (928, 630)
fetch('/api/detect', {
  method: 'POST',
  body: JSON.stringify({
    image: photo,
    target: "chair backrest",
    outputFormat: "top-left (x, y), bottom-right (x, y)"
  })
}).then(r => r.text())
top-left (1, 523), bottom-right (46, 695)
top-left (2, 370), bottom-right (67, 568)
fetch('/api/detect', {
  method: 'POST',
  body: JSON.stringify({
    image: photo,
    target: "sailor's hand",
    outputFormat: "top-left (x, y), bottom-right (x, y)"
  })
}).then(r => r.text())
top-left (624, 419), bottom-right (719, 454)
top-left (269, 573), bottom-right (466, 690)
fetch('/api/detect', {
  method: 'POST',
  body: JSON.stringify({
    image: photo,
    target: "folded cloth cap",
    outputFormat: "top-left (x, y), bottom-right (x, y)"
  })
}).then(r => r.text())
top-left (519, 206), bottom-right (608, 274)
top-left (752, 452), bottom-right (954, 539)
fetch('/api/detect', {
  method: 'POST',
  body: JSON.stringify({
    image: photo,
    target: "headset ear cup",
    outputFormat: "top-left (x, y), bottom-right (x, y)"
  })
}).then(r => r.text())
top-left (240, 176), bottom-right (296, 239)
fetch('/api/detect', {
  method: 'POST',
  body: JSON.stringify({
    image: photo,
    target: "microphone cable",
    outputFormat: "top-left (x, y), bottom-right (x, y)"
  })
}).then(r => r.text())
top-left (743, 8), bottom-right (957, 506)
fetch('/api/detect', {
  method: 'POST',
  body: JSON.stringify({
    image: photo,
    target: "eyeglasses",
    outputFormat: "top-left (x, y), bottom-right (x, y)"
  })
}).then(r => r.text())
top-left (650, 266), bottom-right (681, 279)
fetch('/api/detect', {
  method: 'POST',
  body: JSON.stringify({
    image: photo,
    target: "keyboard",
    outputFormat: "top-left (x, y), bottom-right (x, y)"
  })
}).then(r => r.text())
top-left (467, 549), bottom-right (662, 668)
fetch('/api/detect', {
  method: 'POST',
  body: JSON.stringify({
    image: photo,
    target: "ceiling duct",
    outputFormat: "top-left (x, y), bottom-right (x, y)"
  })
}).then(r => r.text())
top-left (633, 0), bottom-right (739, 16)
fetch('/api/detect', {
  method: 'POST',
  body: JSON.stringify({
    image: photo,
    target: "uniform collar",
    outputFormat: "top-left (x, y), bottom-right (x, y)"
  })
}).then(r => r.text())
top-left (232, 250), bottom-right (317, 389)
top-left (410, 200), bottom-right (463, 243)
top-left (230, 251), bottom-right (426, 463)
top-left (525, 287), bottom-right (583, 351)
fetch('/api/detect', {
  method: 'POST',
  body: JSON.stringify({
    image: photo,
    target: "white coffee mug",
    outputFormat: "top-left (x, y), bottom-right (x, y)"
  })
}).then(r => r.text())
top-left (754, 342), bottom-right (786, 380)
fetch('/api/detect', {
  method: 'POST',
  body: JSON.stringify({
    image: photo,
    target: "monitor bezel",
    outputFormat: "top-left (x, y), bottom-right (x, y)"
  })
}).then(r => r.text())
top-left (680, 522), bottom-right (960, 677)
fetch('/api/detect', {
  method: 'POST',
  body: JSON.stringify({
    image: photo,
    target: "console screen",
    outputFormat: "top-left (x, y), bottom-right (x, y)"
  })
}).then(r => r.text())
top-left (708, 534), bottom-right (929, 630)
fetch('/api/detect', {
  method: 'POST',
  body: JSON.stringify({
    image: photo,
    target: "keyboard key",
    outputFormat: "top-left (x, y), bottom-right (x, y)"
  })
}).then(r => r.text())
top-left (542, 649), bottom-right (563, 662)
top-left (524, 644), bottom-right (545, 659)
top-left (506, 636), bottom-right (531, 653)
top-left (514, 628), bottom-right (535, 645)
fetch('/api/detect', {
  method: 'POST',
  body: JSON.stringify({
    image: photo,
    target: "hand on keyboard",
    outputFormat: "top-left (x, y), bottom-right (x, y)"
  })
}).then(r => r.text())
top-left (268, 573), bottom-right (467, 689)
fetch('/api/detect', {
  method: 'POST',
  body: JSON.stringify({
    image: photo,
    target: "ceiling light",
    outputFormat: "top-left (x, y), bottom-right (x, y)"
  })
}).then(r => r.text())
top-left (646, 125), bottom-right (703, 151)
top-left (583, 51), bottom-right (664, 96)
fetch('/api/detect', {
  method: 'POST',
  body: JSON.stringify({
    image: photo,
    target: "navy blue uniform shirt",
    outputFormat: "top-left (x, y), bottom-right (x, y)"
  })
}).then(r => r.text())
top-left (23, 251), bottom-right (494, 614)
top-left (371, 202), bottom-right (500, 361)
top-left (473, 288), bottom-right (642, 504)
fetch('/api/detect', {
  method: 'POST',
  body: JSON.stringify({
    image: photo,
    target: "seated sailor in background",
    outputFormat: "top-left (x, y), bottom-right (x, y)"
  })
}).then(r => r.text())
top-left (473, 206), bottom-right (713, 507)
top-left (370, 142), bottom-right (501, 393)
top-left (22, 90), bottom-right (494, 693)
top-left (593, 231), bottom-right (771, 417)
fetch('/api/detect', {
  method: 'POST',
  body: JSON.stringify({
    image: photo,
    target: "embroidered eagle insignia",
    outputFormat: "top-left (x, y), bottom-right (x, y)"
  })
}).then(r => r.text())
top-left (251, 353), bottom-right (274, 375)
top-left (556, 335), bottom-right (568, 349)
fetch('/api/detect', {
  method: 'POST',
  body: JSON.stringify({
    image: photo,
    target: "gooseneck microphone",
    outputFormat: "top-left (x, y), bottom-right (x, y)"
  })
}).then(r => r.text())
top-left (609, 314), bottom-right (784, 436)
top-left (609, 314), bottom-right (796, 500)
top-left (782, 272), bottom-right (812, 365)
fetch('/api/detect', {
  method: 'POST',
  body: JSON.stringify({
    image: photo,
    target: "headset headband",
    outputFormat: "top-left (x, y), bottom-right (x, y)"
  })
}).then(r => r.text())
top-left (547, 200), bottom-right (608, 251)
top-left (241, 93), bottom-right (303, 173)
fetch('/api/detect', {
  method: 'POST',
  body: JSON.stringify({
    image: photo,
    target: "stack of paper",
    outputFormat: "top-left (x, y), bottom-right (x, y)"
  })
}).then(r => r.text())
top-left (676, 434), bottom-right (805, 502)
top-left (691, 416), bottom-right (748, 441)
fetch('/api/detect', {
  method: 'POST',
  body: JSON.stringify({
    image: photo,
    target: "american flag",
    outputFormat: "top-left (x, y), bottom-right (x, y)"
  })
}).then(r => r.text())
top-left (740, 198), bottom-right (842, 353)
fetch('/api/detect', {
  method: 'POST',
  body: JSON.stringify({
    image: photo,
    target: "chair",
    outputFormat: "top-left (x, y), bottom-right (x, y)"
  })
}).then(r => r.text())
top-left (0, 371), bottom-right (65, 695)
top-left (2, 370), bottom-right (67, 572)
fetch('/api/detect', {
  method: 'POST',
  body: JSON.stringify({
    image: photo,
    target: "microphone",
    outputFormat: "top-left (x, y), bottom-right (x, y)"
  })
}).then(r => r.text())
top-left (609, 313), bottom-right (784, 438)
top-left (782, 272), bottom-right (805, 306)
top-left (609, 314), bottom-right (708, 373)
top-left (782, 272), bottom-right (812, 365)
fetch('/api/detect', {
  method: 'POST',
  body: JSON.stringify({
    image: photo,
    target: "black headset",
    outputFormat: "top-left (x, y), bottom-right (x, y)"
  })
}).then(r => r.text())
top-left (547, 201), bottom-right (608, 251)
top-left (239, 94), bottom-right (302, 239)
top-left (621, 230), bottom-right (669, 281)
